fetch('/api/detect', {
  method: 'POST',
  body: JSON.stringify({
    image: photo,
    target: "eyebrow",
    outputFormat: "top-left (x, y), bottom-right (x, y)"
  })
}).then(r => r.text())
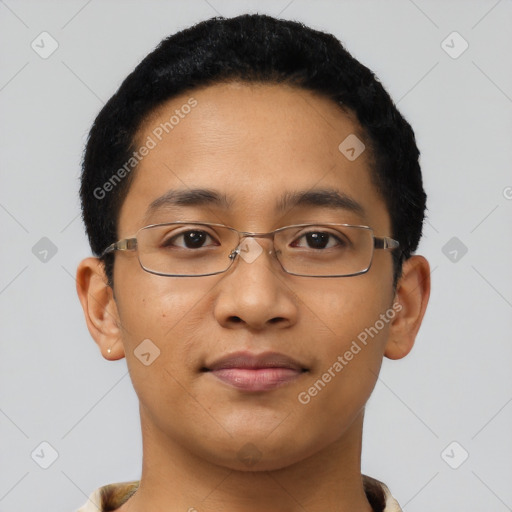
top-left (276, 188), bottom-right (365, 217)
top-left (144, 187), bottom-right (365, 220)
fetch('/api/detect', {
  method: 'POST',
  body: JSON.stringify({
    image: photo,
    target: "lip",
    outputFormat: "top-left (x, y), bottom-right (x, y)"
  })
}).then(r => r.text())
top-left (202, 351), bottom-right (308, 392)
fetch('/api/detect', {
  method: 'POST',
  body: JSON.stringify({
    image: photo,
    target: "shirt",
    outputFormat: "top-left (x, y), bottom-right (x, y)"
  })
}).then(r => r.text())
top-left (76, 475), bottom-right (402, 511)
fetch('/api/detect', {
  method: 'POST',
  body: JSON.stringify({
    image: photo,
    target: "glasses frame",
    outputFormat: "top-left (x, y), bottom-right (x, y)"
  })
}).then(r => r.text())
top-left (100, 221), bottom-right (400, 278)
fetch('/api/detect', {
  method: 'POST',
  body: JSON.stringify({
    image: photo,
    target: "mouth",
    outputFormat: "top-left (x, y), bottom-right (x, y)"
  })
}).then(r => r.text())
top-left (201, 351), bottom-right (308, 392)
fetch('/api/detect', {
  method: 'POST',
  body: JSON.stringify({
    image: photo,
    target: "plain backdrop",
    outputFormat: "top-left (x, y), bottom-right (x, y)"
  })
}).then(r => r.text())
top-left (1, 1), bottom-right (511, 511)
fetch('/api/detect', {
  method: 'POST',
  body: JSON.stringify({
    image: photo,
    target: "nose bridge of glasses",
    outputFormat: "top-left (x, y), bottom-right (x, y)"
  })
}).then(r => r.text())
top-left (231, 230), bottom-right (279, 260)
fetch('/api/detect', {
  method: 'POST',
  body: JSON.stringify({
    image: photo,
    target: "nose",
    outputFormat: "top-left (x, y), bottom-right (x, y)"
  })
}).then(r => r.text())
top-left (213, 237), bottom-right (298, 331)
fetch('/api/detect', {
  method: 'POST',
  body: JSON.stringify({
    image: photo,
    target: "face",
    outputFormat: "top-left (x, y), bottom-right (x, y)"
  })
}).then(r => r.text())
top-left (111, 82), bottom-right (397, 470)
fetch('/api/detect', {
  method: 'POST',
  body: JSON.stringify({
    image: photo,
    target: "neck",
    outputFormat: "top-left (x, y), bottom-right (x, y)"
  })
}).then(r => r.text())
top-left (119, 407), bottom-right (373, 512)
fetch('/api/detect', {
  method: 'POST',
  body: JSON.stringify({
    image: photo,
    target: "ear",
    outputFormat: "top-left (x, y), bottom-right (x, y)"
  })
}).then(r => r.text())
top-left (76, 257), bottom-right (125, 360)
top-left (384, 255), bottom-right (431, 360)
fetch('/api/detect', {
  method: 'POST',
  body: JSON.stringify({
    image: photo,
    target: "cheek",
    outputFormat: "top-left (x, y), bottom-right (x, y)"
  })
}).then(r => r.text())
top-left (293, 274), bottom-right (392, 422)
top-left (293, 270), bottom-right (392, 344)
top-left (113, 262), bottom-right (214, 338)
top-left (112, 268), bottom-right (214, 391)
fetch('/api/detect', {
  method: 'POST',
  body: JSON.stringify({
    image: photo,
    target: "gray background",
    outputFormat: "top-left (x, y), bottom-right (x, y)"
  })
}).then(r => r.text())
top-left (1, 0), bottom-right (511, 510)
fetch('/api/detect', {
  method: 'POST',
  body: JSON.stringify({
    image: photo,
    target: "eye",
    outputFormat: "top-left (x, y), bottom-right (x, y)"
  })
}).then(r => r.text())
top-left (291, 230), bottom-right (348, 250)
top-left (161, 229), bottom-right (219, 249)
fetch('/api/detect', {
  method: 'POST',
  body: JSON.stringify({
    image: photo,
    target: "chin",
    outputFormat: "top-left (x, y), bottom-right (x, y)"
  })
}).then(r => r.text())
top-left (194, 434), bottom-right (321, 473)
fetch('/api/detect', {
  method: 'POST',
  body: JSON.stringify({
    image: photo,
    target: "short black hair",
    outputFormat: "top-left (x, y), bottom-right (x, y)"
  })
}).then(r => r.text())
top-left (80, 13), bottom-right (426, 287)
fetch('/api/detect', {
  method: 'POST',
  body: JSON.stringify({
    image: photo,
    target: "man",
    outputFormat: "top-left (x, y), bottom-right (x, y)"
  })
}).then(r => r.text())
top-left (76, 13), bottom-right (430, 512)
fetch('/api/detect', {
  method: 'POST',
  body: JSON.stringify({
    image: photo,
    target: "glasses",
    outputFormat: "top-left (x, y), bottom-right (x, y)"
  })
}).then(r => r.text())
top-left (101, 222), bottom-right (400, 278)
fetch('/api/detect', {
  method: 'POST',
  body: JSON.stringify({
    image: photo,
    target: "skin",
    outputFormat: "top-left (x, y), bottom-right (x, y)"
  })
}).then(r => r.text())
top-left (76, 82), bottom-right (430, 512)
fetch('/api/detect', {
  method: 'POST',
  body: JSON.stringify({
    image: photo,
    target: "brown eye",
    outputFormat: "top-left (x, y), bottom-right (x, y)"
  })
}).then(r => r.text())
top-left (291, 230), bottom-right (348, 250)
top-left (162, 230), bottom-right (217, 249)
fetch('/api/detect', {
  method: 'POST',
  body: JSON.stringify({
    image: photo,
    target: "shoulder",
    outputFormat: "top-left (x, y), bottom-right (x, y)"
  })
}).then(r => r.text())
top-left (362, 475), bottom-right (402, 512)
top-left (76, 481), bottom-right (139, 512)
top-left (78, 477), bottom-right (401, 512)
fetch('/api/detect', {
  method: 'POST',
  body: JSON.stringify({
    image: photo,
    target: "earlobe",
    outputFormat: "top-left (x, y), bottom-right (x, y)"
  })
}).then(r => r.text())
top-left (76, 257), bottom-right (125, 361)
top-left (384, 255), bottom-right (431, 360)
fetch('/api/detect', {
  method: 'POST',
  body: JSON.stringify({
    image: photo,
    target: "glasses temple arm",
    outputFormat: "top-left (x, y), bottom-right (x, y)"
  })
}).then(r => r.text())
top-left (374, 237), bottom-right (400, 250)
top-left (100, 238), bottom-right (138, 257)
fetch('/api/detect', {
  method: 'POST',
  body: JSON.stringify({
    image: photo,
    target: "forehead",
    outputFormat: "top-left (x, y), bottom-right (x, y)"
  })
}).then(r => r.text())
top-left (119, 81), bottom-right (389, 233)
